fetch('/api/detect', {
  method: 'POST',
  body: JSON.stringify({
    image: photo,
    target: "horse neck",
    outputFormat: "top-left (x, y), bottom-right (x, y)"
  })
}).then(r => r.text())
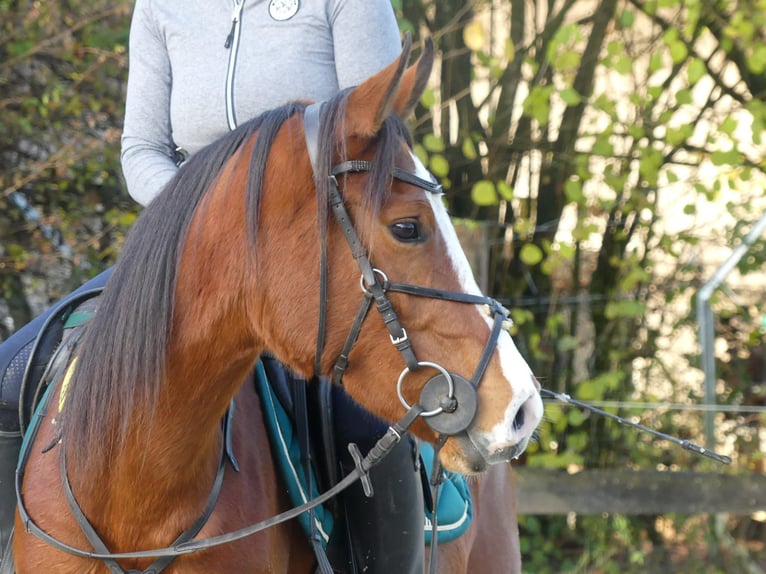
top-left (114, 171), bottom-right (265, 497)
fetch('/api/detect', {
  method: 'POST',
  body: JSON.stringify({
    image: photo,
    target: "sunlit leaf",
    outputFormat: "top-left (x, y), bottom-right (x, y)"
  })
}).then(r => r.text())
top-left (519, 243), bottom-right (544, 266)
top-left (497, 181), bottom-right (514, 201)
top-left (429, 154), bottom-right (450, 177)
top-left (422, 134), bottom-right (445, 152)
top-left (462, 137), bottom-right (477, 160)
top-left (687, 58), bottom-right (706, 84)
top-left (560, 87), bottom-right (582, 106)
top-left (420, 87), bottom-right (435, 109)
top-left (471, 180), bottom-right (497, 206)
top-left (463, 20), bottom-right (485, 52)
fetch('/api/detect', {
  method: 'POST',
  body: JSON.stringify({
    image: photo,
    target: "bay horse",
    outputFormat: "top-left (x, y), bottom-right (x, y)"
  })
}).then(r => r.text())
top-left (11, 36), bottom-right (542, 573)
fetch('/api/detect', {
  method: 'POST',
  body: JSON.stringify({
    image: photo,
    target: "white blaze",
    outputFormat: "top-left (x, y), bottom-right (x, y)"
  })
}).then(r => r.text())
top-left (411, 151), bottom-right (542, 447)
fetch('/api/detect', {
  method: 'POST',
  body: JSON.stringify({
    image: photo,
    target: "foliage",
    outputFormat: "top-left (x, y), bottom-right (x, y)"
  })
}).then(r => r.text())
top-left (395, 0), bottom-right (766, 569)
top-left (0, 0), bottom-right (135, 337)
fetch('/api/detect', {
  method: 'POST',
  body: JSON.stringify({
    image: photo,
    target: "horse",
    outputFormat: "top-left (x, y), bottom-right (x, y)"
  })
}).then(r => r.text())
top-left (11, 36), bottom-right (542, 573)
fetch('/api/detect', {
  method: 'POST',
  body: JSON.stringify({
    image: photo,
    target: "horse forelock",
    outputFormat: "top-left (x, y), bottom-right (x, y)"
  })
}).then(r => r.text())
top-left (60, 104), bottom-right (303, 481)
top-left (313, 90), bottom-right (412, 238)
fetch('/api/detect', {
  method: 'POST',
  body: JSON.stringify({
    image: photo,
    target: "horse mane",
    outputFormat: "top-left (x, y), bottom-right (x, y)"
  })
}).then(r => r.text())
top-left (60, 90), bottom-right (413, 478)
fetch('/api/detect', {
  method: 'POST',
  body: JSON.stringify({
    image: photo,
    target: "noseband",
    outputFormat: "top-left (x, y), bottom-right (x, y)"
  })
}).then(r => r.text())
top-left (304, 102), bottom-right (512, 436)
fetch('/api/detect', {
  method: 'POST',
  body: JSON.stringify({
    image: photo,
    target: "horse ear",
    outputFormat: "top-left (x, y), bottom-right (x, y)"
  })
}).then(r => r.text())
top-left (344, 34), bottom-right (434, 138)
top-left (392, 37), bottom-right (434, 120)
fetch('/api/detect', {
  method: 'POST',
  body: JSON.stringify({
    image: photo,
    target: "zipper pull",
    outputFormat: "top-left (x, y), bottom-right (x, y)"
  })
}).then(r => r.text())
top-left (224, 21), bottom-right (236, 48)
top-left (224, 0), bottom-right (245, 48)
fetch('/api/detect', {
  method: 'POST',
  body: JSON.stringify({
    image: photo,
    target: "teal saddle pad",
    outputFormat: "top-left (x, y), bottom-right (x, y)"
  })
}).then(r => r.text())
top-left (253, 360), bottom-right (473, 547)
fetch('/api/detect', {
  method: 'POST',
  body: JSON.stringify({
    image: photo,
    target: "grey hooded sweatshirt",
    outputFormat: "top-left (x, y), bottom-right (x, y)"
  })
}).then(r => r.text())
top-left (121, 0), bottom-right (401, 206)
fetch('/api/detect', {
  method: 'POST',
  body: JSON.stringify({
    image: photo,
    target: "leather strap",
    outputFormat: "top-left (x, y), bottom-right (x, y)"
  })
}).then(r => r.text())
top-left (304, 102), bottom-right (329, 377)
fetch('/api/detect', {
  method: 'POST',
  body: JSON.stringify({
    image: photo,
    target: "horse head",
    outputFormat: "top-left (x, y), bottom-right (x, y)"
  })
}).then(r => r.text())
top-left (263, 36), bottom-right (543, 475)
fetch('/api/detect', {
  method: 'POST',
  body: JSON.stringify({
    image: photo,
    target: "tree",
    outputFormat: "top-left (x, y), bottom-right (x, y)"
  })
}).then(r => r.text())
top-left (0, 0), bottom-right (135, 337)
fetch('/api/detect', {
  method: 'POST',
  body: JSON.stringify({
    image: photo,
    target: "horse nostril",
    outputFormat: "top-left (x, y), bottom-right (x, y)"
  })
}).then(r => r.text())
top-left (512, 403), bottom-right (526, 432)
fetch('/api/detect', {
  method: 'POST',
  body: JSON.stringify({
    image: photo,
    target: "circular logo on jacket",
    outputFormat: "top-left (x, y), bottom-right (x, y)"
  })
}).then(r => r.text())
top-left (269, 0), bottom-right (299, 21)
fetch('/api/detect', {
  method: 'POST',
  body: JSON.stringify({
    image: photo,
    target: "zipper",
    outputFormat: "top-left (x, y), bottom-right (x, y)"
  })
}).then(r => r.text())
top-left (224, 0), bottom-right (245, 130)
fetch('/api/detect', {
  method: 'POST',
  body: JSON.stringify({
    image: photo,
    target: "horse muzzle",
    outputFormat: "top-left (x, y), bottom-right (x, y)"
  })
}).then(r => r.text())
top-left (466, 390), bottom-right (543, 462)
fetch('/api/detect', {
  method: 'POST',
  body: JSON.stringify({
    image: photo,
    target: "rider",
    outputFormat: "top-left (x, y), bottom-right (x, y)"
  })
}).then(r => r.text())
top-left (0, 1), bottom-right (425, 571)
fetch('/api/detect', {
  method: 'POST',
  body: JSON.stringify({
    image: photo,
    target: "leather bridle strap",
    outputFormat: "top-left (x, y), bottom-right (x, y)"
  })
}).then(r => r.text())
top-left (305, 102), bottom-right (423, 374)
top-left (58, 441), bottom-right (227, 574)
top-left (383, 281), bottom-right (511, 386)
top-left (304, 102), bottom-right (329, 376)
top-left (331, 291), bottom-right (373, 385)
top-left (16, 405), bottom-right (424, 562)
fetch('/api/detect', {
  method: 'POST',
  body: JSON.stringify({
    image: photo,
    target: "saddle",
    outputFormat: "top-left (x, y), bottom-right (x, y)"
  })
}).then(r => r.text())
top-left (258, 356), bottom-right (426, 573)
top-left (0, 289), bottom-right (102, 574)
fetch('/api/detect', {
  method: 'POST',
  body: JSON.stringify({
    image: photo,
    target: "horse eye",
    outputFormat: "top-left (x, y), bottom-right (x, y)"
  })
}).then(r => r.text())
top-left (390, 220), bottom-right (423, 242)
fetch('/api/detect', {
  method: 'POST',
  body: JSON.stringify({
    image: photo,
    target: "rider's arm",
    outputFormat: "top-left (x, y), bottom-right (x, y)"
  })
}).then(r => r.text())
top-left (120, 0), bottom-right (178, 208)
top-left (330, 0), bottom-right (402, 89)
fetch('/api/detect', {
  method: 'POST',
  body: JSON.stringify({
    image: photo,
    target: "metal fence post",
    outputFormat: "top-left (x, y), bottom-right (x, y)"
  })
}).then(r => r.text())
top-left (697, 212), bottom-right (766, 449)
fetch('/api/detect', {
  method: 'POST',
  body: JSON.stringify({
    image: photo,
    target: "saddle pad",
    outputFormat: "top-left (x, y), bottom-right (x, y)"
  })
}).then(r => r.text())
top-left (253, 359), bottom-right (473, 548)
top-left (253, 360), bottom-right (333, 547)
top-left (420, 443), bottom-right (473, 545)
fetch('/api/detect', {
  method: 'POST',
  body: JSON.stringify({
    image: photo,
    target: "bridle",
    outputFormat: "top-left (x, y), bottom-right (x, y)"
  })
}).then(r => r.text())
top-left (304, 102), bottom-right (514, 436)
top-left (303, 101), bottom-right (515, 572)
top-left (13, 102), bottom-right (516, 573)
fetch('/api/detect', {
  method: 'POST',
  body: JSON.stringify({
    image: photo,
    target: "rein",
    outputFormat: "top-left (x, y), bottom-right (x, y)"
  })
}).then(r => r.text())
top-left (16, 398), bottom-right (425, 564)
top-left (540, 388), bottom-right (732, 464)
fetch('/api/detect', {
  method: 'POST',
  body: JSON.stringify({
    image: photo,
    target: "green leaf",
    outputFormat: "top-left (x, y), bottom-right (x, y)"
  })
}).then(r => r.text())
top-left (519, 243), bottom-right (544, 266)
top-left (676, 88), bottom-right (692, 105)
top-left (720, 116), bottom-right (738, 136)
top-left (669, 40), bottom-right (688, 64)
top-left (576, 379), bottom-right (603, 401)
top-left (471, 180), bottom-right (497, 206)
top-left (687, 58), bottom-right (706, 84)
top-left (522, 85), bottom-right (552, 124)
top-left (420, 87), bottom-right (436, 109)
top-left (557, 335), bottom-right (579, 352)
top-left (505, 38), bottom-right (515, 60)
top-left (429, 154), bottom-right (450, 177)
top-left (592, 135), bottom-right (614, 157)
top-left (748, 44), bottom-right (766, 74)
top-left (564, 178), bottom-right (585, 202)
top-left (666, 124), bottom-right (691, 146)
top-left (614, 55), bottom-right (633, 75)
top-left (568, 409), bottom-right (587, 426)
top-left (619, 9), bottom-right (635, 28)
top-left (560, 87), bottom-right (582, 106)
top-left (461, 137), bottom-right (477, 160)
top-left (710, 149), bottom-right (742, 166)
top-left (604, 300), bottom-right (646, 319)
top-left (497, 181), bottom-right (514, 201)
top-left (422, 134), bottom-right (445, 152)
